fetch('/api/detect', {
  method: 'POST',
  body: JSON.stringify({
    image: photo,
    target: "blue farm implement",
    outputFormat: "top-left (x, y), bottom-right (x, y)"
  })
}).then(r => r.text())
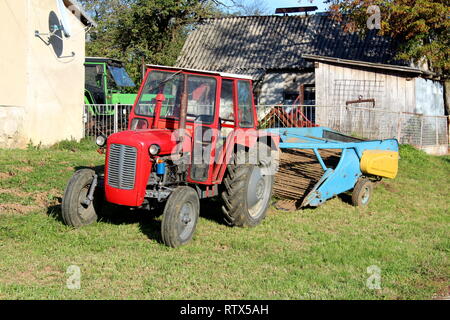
top-left (267, 127), bottom-right (399, 211)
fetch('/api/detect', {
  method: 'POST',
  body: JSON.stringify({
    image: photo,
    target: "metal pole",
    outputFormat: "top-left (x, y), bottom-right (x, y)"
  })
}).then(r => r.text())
top-left (114, 104), bottom-right (118, 133)
top-left (82, 104), bottom-right (86, 139)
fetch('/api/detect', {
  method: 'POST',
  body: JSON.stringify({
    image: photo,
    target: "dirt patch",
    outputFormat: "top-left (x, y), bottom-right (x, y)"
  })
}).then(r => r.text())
top-left (0, 171), bottom-right (16, 180)
top-left (33, 189), bottom-right (62, 208)
top-left (0, 188), bottom-right (31, 198)
top-left (0, 188), bottom-right (62, 214)
top-left (380, 181), bottom-right (400, 193)
top-left (432, 282), bottom-right (450, 300)
top-left (0, 265), bottom-right (64, 286)
top-left (16, 166), bottom-right (33, 173)
top-left (59, 167), bottom-right (74, 173)
top-left (0, 203), bottom-right (40, 215)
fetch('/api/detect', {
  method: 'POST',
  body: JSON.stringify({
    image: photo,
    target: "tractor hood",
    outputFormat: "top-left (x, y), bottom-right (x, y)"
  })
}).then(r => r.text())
top-left (107, 129), bottom-right (178, 155)
top-left (104, 128), bottom-right (182, 207)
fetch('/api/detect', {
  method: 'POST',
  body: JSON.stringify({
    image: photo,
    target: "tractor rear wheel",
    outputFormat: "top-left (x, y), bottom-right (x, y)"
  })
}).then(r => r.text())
top-left (221, 143), bottom-right (276, 227)
top-left (62, 169), bottom-right (102, 228)
top-left (161, 186), bottom-right (200, 248)
top-left (352, 178), bottom-right (373, 207)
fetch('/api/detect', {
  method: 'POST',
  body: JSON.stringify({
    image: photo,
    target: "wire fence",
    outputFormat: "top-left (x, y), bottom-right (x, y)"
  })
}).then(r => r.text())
top-left (84, 104), bottom-right (133, 138)
top-left (83, 104), bottom-right (449, 150)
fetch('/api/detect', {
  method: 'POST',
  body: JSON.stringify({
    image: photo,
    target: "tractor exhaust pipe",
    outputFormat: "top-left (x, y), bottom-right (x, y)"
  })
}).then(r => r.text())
top-left (177, 74), bottom-right (188, 154)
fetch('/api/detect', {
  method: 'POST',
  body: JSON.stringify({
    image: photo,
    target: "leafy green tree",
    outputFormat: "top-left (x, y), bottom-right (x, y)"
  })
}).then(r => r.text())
top-left (79, 0), bottom-right (221, 85)
top-left (326, 0), bottom-right (449, 77)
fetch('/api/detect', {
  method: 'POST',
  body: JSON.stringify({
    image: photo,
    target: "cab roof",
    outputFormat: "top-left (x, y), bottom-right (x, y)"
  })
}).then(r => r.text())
top-left (86, 57), bottom-right (124, 66)
top-left (146, 64), bottom-right (254, 80)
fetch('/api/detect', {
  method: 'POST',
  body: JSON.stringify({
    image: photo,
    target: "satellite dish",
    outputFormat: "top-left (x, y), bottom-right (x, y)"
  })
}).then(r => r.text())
top-left (56, 0), bottom-right (71, 38)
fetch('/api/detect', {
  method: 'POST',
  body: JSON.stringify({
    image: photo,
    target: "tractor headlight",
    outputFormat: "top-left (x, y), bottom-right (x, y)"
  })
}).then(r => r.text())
top-left (95, 135), bottom-right (107, 147)
top-left (149, 144), bottom-right (161, 156)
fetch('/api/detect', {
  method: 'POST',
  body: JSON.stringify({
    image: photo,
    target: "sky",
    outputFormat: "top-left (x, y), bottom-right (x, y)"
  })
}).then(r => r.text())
top-left (222, 0), bottom-right (329, 15)
top-left (265, 0), bottom-right (329, 14)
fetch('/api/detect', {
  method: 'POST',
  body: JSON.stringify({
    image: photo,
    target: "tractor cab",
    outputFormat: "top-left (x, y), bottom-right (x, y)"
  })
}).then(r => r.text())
top-left (64, 65), bottom-right (278, 248)
top-left (124, 65), bottom-right (260, 181)
top-left (84, 57), bottom-right (137, 106)
top-left (129, 65), bottom-right (256, 137)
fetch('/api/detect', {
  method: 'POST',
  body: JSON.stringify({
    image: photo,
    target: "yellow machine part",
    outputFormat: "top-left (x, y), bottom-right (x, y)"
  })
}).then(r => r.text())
top-left (360, 150), bottom-right (399, 179)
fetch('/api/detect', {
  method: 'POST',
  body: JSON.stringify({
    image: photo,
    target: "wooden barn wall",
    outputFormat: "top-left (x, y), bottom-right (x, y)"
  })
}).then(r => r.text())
top-left (314, 62), bottom-right (416, 125)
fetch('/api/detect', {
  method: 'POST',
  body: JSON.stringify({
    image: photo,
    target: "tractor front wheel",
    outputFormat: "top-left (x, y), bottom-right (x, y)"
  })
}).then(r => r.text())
top-left (62, 169), bottom-right (102, 228)
top-left (161, 186), bottom-right (200, 248)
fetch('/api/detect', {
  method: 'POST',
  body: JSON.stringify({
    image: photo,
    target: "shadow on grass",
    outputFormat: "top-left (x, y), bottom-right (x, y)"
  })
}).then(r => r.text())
top-left (337, 192), bottom-right (353, 205)
top-left (51, 165), bottom-right (228, 245)
top-left (46, 200), bottom-right (164, 245)
top-left (199, 198), bottom-right (228, 226)
top-left (47, 195), bottom-right (229, 246)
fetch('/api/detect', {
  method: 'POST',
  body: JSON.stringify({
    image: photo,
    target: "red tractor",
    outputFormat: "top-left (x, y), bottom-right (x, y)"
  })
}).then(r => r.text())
top-left (62, 65), bottom-right (279, 247)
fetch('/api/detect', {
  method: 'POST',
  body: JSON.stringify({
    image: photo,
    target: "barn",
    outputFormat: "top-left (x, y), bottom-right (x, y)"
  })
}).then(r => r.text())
top-left (176, 11), bottom-right (448, 154)
top-left (0, 0), bottom-right (95, 148)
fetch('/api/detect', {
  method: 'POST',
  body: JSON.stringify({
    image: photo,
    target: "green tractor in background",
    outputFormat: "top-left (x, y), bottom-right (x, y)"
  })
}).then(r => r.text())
top-left (84, 57), bottom-right (137, 116)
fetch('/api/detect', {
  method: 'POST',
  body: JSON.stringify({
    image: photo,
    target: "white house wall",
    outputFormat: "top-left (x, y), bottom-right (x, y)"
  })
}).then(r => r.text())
top-left (258, 72), bottom-right (315, 105)
top-left (0, 0), bottom-right (86, 148)
top-left (0, 0), bottom-right (28, 147)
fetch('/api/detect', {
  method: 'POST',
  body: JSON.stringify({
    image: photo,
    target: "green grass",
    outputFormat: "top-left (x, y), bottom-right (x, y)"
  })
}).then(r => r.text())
top-left (0, 142), bottom-right (448, 300)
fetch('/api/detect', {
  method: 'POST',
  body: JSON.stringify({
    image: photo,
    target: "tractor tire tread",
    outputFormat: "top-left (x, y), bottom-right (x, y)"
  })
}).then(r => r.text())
top-left (161, 186), bottom-right (200, 248)
top-left (62, 169), bottom-right (99, 228)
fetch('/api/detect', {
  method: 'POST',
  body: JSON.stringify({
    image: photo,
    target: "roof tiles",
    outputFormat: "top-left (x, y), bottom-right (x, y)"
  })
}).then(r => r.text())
top-left (176, 14), bottom-right (402, 79)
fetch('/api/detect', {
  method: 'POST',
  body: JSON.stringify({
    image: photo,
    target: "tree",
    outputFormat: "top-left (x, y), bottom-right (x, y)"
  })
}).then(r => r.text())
top-left (326, 0), bottom-right (450, 77)
top-left (224, 0), bottom-right (270, 15)
top-left (79, 0), bottom-right (221, 85)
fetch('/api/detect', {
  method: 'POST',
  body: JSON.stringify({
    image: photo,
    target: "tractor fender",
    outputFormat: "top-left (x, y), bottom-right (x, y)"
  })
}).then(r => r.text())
top-left (256, 133), bottom-right (280, 151)
top-left (214, 130), bottom-right (280, 183)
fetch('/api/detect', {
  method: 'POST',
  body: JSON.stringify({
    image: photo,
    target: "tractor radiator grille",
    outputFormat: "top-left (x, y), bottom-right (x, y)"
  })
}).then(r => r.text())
top-left (107, 144), bottom-right (137, 190)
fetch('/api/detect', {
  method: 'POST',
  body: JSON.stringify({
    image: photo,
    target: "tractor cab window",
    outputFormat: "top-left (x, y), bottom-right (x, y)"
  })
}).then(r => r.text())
top-left (135, 71), bottom-right (183, 118)
top-left (85, 64), bottom-right (104, 90)
top-left (107, 66), bottom-right (135, 88)
top-left (187, 75), bottom-right (216, 124)
top-left (220, 80), bottom-right (235, 122)
top-left (135, 71), bottom-right (216, 124)
top-left (237, 80), bottom-right (254, 128)
top-left (218, 79), bottom-right (235, 142)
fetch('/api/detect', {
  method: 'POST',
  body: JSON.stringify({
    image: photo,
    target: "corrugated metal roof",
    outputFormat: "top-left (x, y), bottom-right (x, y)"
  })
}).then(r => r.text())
top-left (176, 14), bottom-right (402, 80)
top-left (303, 54), bottom-right (424, 75)
top-left (64, 0), bottom-right (97, 27)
